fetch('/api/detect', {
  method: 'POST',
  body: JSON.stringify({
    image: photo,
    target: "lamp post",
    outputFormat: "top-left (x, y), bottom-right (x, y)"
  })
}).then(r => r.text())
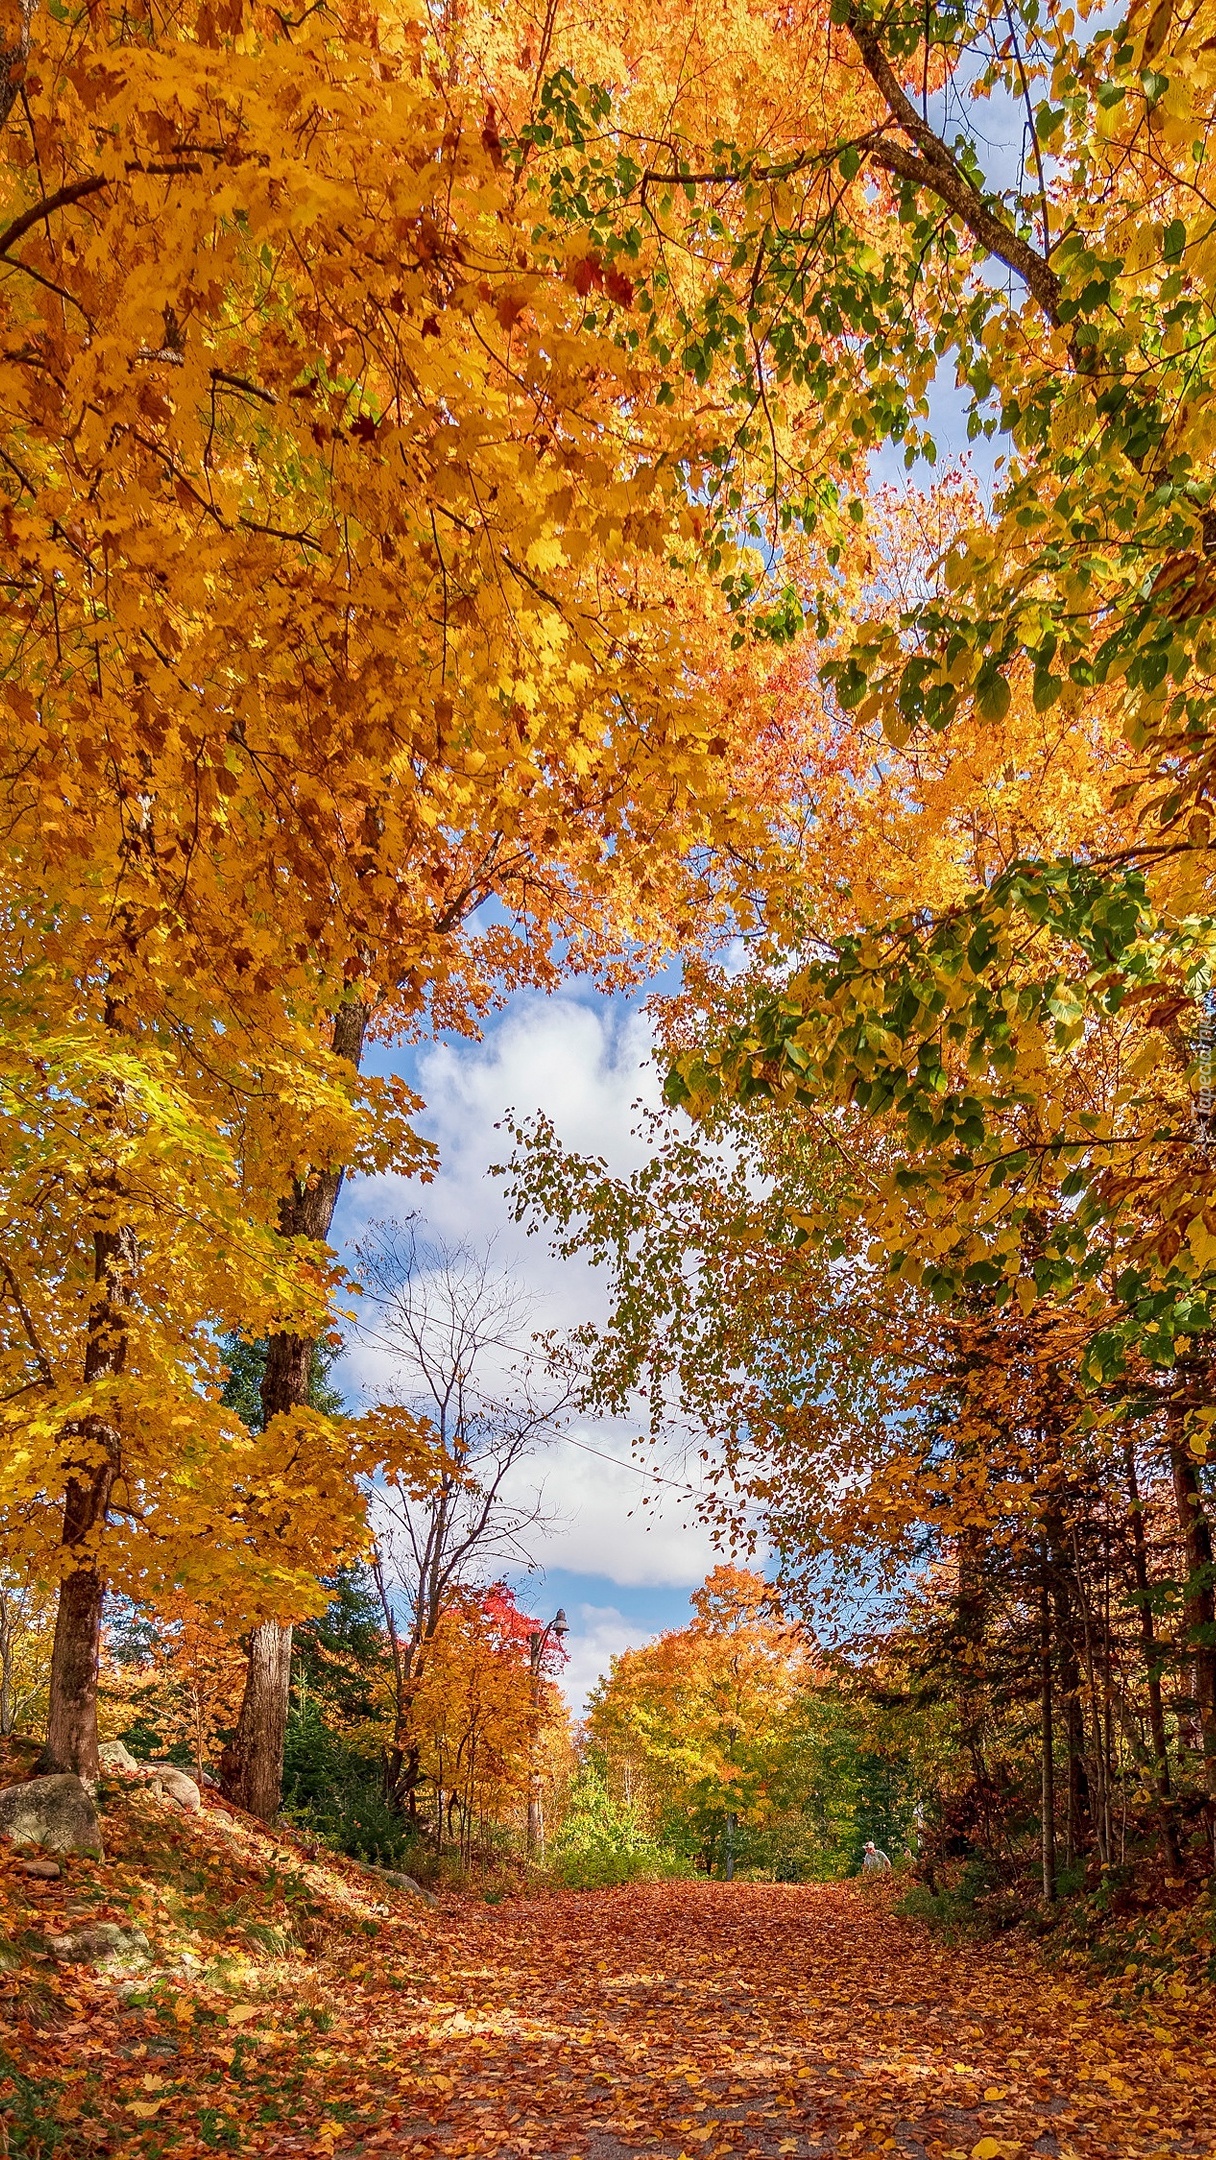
top-left (526, 1608), bottom-right (567, 1858)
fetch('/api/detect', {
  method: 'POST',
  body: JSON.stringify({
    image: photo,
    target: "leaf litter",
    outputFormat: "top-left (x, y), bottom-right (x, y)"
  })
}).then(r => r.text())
top-left (1, 1794), bottom-right (1214, 2158)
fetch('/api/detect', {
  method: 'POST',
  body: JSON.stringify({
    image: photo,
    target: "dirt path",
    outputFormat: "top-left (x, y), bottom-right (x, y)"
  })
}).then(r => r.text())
top-left (327, 1881), bottom-right (1215, 2160)
top-left (10, 1837), bottom-right (1216, 2158)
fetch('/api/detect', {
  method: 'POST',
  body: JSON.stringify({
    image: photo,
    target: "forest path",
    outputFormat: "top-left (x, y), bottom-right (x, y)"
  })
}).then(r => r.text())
top-left (346, 1880), bottom-right (1215, 2160)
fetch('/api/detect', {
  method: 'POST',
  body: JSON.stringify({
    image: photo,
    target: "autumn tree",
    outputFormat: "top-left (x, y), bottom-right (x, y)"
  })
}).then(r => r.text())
top-left (509, 553), bottom-right (1216, 1897)
top-left (603, 0), bottom-right (1216, 1826)
top-left (0, 1562), bottom-right (55, 1742)
top-left (588, 1567), bottom-right (813, 1876)
top-left (105, 1595), bottom-right (248, 1789)
top-left (1, 0), bottom-right (824, 1797)
top-left (408, 1582), bottom-right (569, 1867)
top-left (356, 1224), bottom-right (567, 1820)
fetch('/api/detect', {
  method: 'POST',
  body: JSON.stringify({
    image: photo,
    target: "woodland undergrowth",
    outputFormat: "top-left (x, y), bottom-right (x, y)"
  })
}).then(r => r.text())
top-left (898, 1858), bottom-right (1216, 2009)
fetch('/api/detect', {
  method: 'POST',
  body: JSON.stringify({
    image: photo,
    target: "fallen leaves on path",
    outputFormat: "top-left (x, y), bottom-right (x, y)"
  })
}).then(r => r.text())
top-left (356, 1882), bottom-right (1216, 2160)
top-left (2, 1804), bottom-right (1214, 2159)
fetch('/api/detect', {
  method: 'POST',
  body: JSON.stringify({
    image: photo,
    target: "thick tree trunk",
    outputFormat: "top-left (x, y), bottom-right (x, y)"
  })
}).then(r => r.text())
top-left (37, 1219), bottom-right (132, 1778)
top-left (217, 1620), bottom-right (294, 1819)
top-left (37, 1464), bottom-right (116, 1778)
top-left (221, 1000), bottom-right (369, 1820)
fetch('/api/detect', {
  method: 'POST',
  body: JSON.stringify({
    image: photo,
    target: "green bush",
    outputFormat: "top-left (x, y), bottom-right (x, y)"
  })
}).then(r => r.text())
top-left (280, 1701), bottom-right (420, 1872)
top-left (549, 1768), bottom-right (685, 1890)
top-left (551, 1843), bottom-right (684, 1889)
top-left (895, 1883), bottom-right (980, 1935)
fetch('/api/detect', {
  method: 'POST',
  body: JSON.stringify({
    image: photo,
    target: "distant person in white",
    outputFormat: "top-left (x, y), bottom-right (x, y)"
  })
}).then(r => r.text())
top-left (861, 1840), bottom-right (891, 1872)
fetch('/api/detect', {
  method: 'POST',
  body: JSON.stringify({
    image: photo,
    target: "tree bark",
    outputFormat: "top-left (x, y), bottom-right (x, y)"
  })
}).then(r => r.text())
top-left (37, 1219), bottom-right (132, 1778)
top-left (371, 1544), bottom-right (427, 1825)
top-left (844, 1), bottom-right (1064, 327)
top-left (1070, 1530), bottom-right (1113, 1867)
top-left (1125, 1446), bottom-right (1181, 1872)
top-left (0, 1588), bottom-right (14, 1737)
top-left (1039, 1564), bottom-right (1056, 1902)
top-left (1167, 1415), bottom-right (1216, 1838)
top-left (0, 0), bottom-right (33, 134)
top-left (217, 1620), bottom-right (294, 1819)
top-left (1052, 1570), bottom-right (1089, 1867)
top-left (220, 999), bottom-right (369, 1819)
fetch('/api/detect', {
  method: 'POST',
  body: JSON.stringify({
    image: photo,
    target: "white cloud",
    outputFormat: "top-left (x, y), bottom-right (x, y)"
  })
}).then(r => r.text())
top-left (340, 991), bottom-right (664, 1343)
top-left (558, 1602), bottom-right (658, 1718)
top-left (336, 988), bottom-right (759, 1611)
top-left (522, 1426), bottom-right (724, 1588)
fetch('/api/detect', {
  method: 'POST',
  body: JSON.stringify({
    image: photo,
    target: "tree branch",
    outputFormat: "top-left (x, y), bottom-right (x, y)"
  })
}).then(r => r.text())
top-left (846, 1), bottom-right (1062, 327)
top-left (866, 138), bottom-right (1061, 324)
top-left (0, 176), bottom-right (107, 259)
top-left (0, 1254), bottom-right (53, 1382)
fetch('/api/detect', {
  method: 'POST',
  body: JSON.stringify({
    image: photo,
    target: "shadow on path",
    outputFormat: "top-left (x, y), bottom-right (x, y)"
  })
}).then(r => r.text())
top-left (347, 1880), bottom-right (1216, 2160)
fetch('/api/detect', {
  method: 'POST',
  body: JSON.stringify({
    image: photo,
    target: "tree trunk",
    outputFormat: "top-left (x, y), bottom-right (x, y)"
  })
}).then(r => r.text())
top-left (382, 1735), bottom-right (425, 1821)
top-left (1168, 1417), bottom-right (1216, 1838)
top-left (38, 1462), bottom-right (118, 1777)
top-left (372, 1545), bottom-right (428, 1825)
top-left (954, 1526), bottom-right (990, 1819)
top-left (221, 1000), bottom-right (368, 1820)
top-left (1052, 1569), bottom-right (1089, 1867)
top-left (1125, 1445), bottom-right (1181, 1872)
top-left (0, 1590), bottom-right (13, 1738)
top-left (0, 0), bottom-right (34, 134)
top-left (37, 1218), bottom-right (132, 1778)
top-left (1071, 1532), bottom-right (1112, 1867)
top-left (526, 1780), bottom-right (543, 1856)
top-left (1039, 1565), bottom-right (1056, 1901)
top-left (217, 1620), bottom-right (294, 1819)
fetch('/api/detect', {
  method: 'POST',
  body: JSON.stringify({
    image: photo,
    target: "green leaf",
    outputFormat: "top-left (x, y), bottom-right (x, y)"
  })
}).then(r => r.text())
top-left (974, 672), bottom-right (1011, 722)
top-left (1032, 667), bottom-right (1062, 712)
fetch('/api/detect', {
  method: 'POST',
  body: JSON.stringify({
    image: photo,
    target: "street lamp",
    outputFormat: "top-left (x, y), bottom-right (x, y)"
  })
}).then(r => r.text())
top-left (526, 1609), bottom-right (568, 1858)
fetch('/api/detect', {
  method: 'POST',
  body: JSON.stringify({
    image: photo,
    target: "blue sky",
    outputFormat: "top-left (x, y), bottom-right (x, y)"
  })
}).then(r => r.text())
top-left (332, 981), bottom-right (734, 1715)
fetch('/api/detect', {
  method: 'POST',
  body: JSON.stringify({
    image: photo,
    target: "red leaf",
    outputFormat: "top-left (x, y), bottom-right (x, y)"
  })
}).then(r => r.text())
top-left (570, 253), bottom-right (606, 297)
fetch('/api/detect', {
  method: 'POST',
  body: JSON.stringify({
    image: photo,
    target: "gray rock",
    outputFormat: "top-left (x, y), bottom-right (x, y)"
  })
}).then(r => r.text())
top-left (139, 1763), bottom-right (202, 1811)
top-left (377, 1869), bottom-right (438, 1906)
top-left (0, 1775), bottom-right (103, 1857)
top-left (16, 1857), bottom-right (61, 1881)
top-left (48, 1921), bottom-right (150, 1965)
top-left (98, 1740), bottom-right (141, 1775)
top-left (345, 1855), bottom-right (437, 1906)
